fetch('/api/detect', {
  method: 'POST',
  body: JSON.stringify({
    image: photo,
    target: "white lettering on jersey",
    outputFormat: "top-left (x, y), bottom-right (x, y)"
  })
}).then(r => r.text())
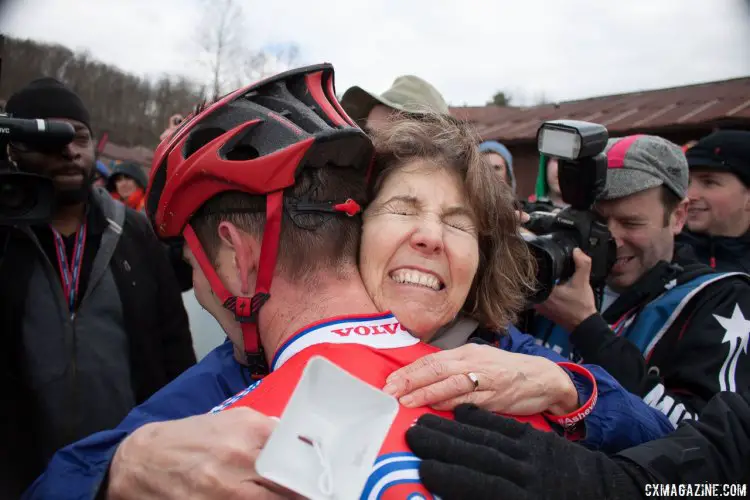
top-left (273, 315), bottom-right (419, 370)
top-left (643, 383), bottom-right (697, 428)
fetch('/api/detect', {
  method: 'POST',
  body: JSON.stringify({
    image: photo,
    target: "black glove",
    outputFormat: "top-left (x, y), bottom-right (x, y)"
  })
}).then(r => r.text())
top-left (406, 404), bottom-right (653, 500)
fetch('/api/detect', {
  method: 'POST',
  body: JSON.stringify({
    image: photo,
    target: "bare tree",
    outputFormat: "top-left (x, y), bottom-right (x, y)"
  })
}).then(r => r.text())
top-left (1, 32), bottom-right (302, 149)
top-left (1, 36), bottom-right (203, 148)
top-left (533, 91), bottom-right (552, 106)
top-left (238, 43), bottom-right (300, 87)
top-left (271, 44), bottom-right (300, 70)
top-left (198, 0), bottom-right (244, 100)
top-left (195, 0), bottom-right (302, 92)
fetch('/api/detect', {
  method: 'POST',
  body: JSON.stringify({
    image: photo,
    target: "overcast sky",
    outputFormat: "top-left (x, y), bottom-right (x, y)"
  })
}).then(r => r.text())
top-left (2, 0), bottom-right (749, 106)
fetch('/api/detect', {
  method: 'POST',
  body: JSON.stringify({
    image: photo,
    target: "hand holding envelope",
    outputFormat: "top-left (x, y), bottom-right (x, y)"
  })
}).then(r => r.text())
top-left (107, 407), bottom-right (286, 500)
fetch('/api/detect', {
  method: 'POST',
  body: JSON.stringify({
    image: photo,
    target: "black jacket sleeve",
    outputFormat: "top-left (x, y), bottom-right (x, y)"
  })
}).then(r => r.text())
top-left (572, 277), bottom-right (750, 428)
top-left (569, 313), bottom-right (649, 395)
top-left (617, 390), bottom-right (750, 486)
top-left (123, 210), bottom-right (196, 381)
top-left (144, 221), bottom-right (197, 380)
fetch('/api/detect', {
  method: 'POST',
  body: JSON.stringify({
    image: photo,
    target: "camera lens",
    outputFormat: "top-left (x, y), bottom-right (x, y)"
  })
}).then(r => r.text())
top-left (0, 172), bottom-right (56, 225)
top-left (524, 231), bottom-right (579, 303)
top-left (0, 178), bottom-right (33, 213)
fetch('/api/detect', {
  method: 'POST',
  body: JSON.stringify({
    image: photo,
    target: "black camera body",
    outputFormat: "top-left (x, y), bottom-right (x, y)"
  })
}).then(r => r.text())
top-left (0, 114), bottom-right (76, 225)
top-left (524, 205), bottom-right (615, 303)
top-left (524, 120), bottom-right (617, 303)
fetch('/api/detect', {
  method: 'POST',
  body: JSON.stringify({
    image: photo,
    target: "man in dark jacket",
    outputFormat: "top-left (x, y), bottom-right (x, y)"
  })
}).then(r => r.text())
top-left (0, 78), bottom-right (196, 497)
top-left (531, 134), bottom-right (750, 429)
top-left (678, 130), bottom-right (750, 273)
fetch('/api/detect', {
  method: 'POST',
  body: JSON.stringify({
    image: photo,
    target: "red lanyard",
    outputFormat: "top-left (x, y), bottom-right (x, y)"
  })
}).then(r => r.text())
top-left (52, 223), bottom-right (87, 319)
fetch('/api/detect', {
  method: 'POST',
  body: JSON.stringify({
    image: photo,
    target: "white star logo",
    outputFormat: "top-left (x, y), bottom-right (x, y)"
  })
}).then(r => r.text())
top-left (713, 304), bottom-right (750, 392)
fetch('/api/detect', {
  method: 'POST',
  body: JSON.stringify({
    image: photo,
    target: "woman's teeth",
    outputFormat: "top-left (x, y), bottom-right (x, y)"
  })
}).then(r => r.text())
top-left (390, 270), bottom-right (442, 291)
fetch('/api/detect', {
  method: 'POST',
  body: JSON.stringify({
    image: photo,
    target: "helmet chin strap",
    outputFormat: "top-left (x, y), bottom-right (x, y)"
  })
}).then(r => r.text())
top-left (182, 191), bottom-right (283, 377)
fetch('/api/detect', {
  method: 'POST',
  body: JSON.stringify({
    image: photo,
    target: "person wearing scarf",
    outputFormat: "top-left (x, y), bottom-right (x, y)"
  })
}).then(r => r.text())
top-left (107, 162), bottom-right (148, 211)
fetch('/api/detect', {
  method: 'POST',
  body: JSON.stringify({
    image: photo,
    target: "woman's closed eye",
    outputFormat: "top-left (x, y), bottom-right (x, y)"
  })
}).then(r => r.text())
top-left (393, 208), bottom-right (418, 216)
top-left (379, 200), bottom-right (419, 217)
top-left (443, 216), bottom-right (475, 233)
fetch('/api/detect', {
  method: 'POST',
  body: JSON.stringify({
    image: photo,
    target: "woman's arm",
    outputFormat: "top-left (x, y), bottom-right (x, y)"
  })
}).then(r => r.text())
top-left (387, 324), bottom-right (673, 453)
top-left (499, 325), bottom-right (674, 452)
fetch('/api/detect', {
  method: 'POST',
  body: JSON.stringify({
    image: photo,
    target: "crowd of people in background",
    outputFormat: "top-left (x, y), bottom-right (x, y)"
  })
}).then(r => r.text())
top-left (0, 65), bottom-right (748, 500)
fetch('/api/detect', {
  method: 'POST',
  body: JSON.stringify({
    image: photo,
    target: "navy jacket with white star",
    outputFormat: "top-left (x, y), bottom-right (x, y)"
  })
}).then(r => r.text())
top-left (532, 245), bottom-right (750, 428)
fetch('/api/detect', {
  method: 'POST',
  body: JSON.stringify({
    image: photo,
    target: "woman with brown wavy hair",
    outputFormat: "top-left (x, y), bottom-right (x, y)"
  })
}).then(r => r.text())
top-left (363, 113), bottom-right (535, 337)
top-left (357, 112), bottom-right (584, 418)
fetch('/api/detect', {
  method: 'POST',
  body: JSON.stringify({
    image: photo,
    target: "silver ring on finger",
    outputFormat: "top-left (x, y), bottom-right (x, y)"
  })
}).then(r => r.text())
top-left (465, 372), bottom-right (479, 392)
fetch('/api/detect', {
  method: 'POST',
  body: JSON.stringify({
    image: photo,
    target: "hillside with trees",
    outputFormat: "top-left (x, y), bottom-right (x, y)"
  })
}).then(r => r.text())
top-left (1, 35), bottom-right (203, 148)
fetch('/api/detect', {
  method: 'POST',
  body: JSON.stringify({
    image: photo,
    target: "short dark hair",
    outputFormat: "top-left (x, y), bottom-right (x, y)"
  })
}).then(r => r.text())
top-left (191, 165), bottom-right (365, 283)
top-left (659, 185), bottom-right (682, 226)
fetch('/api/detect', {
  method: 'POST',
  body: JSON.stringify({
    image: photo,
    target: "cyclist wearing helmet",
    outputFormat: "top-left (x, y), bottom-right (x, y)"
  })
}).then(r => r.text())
top-left (143, 63), bottom-right (563, 499)
top-left (27, 63), bottom-right (568, 500)
top-left (25, 64), bottom-right (749, 500)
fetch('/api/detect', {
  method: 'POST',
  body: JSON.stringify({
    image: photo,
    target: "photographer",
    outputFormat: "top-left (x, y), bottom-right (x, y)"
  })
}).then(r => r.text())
top-left (530, 134), bottom-right (750, 427)
top-left (0, 78), bottom-right (196, 497)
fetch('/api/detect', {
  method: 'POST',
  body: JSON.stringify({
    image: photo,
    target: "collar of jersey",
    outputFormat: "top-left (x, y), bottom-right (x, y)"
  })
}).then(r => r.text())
top-left (270, 311), bottom-right (418, 371)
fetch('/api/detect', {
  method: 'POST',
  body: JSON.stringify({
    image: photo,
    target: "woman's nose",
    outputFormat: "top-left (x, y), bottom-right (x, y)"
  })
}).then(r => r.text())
top-left (409, 219), bottom-right (444, 255)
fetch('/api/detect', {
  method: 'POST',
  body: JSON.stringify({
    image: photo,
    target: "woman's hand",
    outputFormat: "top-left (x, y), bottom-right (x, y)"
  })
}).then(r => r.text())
top-left (107, 408), bottom-right (289, 500)
top-left (383, 343), bottom-right (579, 415)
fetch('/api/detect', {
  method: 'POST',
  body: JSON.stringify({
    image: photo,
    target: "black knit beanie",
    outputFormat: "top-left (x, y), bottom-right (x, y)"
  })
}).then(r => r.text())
top-left (5, 77), bottom-right (91, 131)
top-left (686, 130), bottom-right (750, 187)
top-left (107, 162), bottom-right (148, 191)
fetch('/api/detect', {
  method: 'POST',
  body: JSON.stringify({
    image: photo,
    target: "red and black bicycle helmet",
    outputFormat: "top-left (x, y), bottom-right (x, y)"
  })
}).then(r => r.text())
top-left (146, 63), bottom-right (373, 375)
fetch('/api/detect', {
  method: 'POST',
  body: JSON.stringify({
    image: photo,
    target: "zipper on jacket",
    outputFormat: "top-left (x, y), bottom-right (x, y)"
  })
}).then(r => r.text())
top-left (26, 229), bottom-right (80, 443)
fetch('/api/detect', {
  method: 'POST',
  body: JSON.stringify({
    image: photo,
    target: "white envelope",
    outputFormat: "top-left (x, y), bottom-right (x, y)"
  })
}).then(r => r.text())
top-left (256, 356), bottom-right (399, 500)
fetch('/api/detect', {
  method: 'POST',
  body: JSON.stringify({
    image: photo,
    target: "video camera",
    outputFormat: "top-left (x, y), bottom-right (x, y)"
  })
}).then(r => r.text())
top-left (523, 120), bottom-right (617, 303)
top-left (0, 114), bottom-right (76, 225)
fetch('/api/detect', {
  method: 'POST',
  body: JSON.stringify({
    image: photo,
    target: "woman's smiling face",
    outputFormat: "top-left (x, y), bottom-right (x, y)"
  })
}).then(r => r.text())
top-left (359, 160), bottom-right (480, 341)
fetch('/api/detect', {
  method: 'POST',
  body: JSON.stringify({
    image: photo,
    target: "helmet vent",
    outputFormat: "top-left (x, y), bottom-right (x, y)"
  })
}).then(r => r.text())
top-left (225, 144), bottom-right (260, 161)
top-left (184, 127), bottom-right (225, 159)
